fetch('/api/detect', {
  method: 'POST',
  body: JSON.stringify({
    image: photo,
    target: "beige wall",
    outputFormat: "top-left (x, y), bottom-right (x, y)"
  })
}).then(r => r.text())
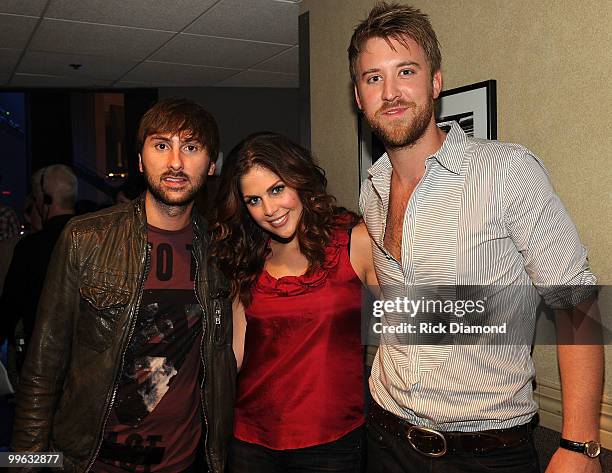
top-left (302, 0), bottom-right (612, 445)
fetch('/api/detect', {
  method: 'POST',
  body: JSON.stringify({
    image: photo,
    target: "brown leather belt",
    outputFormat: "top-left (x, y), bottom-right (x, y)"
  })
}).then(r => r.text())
top-left (368, 401), bottom-right (536, 457)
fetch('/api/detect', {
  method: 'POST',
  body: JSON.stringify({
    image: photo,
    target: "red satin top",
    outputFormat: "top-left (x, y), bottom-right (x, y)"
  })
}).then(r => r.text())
top-left (233, 224), bottom-right (365, 450)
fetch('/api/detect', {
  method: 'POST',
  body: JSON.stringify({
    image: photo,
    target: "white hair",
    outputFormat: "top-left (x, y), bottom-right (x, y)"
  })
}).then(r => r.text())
top-left (38, 164), bottom-right (78, 210)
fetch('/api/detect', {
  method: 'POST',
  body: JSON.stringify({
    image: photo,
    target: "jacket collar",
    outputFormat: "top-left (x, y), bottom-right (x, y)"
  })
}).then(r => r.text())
top-left (132, 192), bottom-right (208, 240)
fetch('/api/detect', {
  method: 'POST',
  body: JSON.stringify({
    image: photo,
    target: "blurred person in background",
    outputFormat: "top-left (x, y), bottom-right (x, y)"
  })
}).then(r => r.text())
top-left (0, 164), bottom-right (77, 359)
top-left (0, 195), bottom-right (32, 399)
top-left (22, 194), bottom-right (43, 234)
top-left (0, 202), bottom-right (21, 292)
top-left (0, 202), bottom-right (20, 242)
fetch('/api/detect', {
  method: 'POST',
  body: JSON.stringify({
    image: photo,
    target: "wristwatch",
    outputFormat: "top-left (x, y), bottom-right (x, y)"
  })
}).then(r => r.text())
top-left (559, 438), bottom-right (601, 458)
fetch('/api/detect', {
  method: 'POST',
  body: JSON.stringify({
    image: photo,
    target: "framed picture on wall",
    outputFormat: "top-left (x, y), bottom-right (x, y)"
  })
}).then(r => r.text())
top-left (436, 80), bottom-right (497, 140)
top-left (358, 79), bottom-right (497, 187)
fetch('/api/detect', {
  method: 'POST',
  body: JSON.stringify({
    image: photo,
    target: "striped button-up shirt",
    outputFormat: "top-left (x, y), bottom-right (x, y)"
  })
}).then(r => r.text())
top-left (360, 122), bottom-right (596, 431)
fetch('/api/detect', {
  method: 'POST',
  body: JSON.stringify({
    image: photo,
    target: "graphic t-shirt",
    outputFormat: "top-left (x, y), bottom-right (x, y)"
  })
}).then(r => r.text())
top-left (94, 224), bottom-right (202, 473)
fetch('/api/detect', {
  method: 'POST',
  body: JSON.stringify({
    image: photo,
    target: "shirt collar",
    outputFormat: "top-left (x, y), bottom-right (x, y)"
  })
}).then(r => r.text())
top-left (366, 121), bottom-right (469, 179)
top-left (429, 121), bottom-right (469, 175)
top-left (367, 152), bottom-right (393, 200)
top-left (367, 151), bottom-right (393, 179)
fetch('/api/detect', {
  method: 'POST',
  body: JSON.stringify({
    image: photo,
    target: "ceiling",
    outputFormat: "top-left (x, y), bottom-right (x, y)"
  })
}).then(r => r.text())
top-left (0, 0), bottom-right (301, 88)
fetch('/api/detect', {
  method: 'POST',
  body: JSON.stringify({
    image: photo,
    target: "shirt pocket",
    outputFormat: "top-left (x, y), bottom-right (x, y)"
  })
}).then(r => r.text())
top-left (77, 284), bottom-right (131, 352)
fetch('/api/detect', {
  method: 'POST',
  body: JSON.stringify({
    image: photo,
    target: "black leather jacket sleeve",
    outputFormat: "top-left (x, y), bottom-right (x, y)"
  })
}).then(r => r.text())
top-left (11, 226), bottom-right (78, 456)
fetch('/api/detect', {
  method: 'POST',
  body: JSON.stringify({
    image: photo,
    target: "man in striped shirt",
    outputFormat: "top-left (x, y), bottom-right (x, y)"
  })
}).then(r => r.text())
top-left (348, 3), bottom-right (603, 473)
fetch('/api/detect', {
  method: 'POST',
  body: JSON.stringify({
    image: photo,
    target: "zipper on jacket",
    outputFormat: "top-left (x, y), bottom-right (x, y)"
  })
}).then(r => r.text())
top-left (192, 239), bottom-right (214, 471)
top-left (85, 241), bottom-right (152, 472)
top-left (214, 301), bottom-right (221, 326)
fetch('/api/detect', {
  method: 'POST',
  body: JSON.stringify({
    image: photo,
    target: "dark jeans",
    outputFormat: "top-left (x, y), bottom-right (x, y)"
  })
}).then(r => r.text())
top-left (228, 426), bottom-right (364, 473)
top-left (366, 420), bottom-right (540, 473)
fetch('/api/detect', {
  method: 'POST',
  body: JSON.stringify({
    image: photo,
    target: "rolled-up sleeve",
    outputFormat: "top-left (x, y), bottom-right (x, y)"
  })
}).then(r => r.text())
top-left (503, 150), bottom-right (597, 307)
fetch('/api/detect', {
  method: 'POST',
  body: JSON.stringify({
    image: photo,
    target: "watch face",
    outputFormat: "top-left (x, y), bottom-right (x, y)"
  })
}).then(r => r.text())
top-left (585, 441), bottom-right (601, 458)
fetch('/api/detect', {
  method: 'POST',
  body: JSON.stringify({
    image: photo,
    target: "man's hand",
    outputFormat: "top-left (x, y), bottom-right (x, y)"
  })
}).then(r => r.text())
top-left (545, 447), bottom-right (601, 473)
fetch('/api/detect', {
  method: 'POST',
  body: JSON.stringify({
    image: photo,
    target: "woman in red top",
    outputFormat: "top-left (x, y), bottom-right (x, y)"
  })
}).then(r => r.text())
top-left (212, 133), bottom-right (378, 473)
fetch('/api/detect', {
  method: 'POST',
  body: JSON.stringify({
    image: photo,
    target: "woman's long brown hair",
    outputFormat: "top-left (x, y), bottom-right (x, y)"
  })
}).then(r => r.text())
top-left (210, 132), bottom-right (358, 306)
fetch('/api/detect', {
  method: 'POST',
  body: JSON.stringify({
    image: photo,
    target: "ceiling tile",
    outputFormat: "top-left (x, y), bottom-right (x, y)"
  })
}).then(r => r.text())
top-left (0, 48), bottom-right (21, 73)
top-left (186, 0), bottom-right (298, 45)
top-left (0, 14), bottom-right (39, 49)
top-left (29, 18), bottom-right (174, 60)
top-left (44, 0), bottom-right (218, 31)
top-left (0, 2), bottom-right (302, 89)
top-left (0, 0), bottom-right (47, 16)
top-left (151, 33), bottom-right (287, 69)
top-left (215, 70), bottom-right (298, 88)
top-left (122, 61), bottom-right (241, 87)
top-left (10, 72), bottom-right (113, 88)
top-left (17, 51), bottom-right (137, 80)
top-left (252, 46), bottom-right (297, 74)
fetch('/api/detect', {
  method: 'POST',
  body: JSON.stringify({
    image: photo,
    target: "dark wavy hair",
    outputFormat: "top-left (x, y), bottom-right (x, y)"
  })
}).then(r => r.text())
top-left (211, 132), bottom-right (359, 306)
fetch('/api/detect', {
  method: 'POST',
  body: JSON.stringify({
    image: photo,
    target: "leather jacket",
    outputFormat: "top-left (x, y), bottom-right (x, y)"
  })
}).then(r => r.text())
top-left (11, 197), bottom-right (236, 473)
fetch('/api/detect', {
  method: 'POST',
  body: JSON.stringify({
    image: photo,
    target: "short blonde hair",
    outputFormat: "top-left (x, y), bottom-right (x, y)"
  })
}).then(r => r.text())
top-left (348, 2), bottom-right (441, 84)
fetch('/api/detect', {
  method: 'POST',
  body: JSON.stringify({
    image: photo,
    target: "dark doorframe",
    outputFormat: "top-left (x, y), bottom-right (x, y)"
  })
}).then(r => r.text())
top-left (298, 11), bottom-right (311, 150)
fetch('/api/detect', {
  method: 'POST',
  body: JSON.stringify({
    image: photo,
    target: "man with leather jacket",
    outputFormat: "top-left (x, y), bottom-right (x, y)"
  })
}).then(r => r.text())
top-left (11, 98), bottom-right (236, 473)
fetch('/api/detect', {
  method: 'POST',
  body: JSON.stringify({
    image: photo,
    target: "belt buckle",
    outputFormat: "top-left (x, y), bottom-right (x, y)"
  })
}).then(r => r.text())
top-left (406, 425), bottom-right (448, 458)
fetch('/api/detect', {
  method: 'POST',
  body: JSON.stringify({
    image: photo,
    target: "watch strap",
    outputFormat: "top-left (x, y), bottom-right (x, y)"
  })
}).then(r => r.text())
top-left (559, 438), bottom-right (586, 453)
top-left (559, 438), bottom-right (601, 458)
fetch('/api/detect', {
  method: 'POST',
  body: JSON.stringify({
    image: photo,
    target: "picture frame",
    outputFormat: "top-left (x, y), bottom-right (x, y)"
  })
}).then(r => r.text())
top-left (436, 79), bottom-right (497, 140)
top-left (358, 79), bottom-right (497, 186)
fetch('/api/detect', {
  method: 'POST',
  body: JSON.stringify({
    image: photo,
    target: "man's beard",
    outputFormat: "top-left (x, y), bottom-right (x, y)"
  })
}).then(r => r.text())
top-left (366, 95), bottom-right (435, 149)
top-left (142, 167), bottom-right (204, 208)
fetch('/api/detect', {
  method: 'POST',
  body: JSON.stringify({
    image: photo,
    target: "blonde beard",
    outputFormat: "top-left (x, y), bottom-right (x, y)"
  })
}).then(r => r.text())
top-left (367, 96), bottom-right (435, 149)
